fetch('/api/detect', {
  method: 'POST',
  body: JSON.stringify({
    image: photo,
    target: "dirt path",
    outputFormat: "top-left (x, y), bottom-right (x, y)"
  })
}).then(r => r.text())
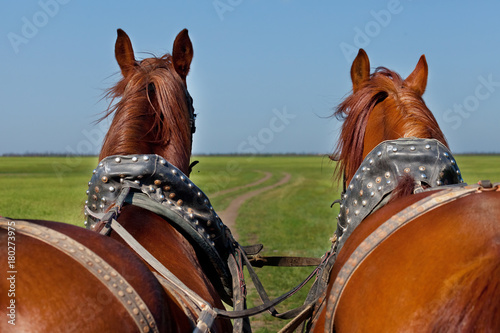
top-left (218, 172), bottom-right (292, 240)
top-left (210, 171), bottom-right (272, 198)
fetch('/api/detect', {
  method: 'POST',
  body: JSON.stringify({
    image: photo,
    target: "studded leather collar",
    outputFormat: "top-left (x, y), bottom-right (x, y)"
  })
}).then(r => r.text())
top-left (335, 138), bottom-right (464, 253)
top-left (84, 154), bottom-right (234, 302)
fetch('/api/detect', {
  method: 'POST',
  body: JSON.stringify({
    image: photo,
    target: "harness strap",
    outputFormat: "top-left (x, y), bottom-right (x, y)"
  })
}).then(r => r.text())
top-left (0, 218), bottom-right (159, 333)
top-left (323, 185), bottom-right (482, 331)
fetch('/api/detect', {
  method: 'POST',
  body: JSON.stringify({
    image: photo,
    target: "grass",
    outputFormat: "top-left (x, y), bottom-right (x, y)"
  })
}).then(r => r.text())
top-left (1, 154), bottom-right (499, 332)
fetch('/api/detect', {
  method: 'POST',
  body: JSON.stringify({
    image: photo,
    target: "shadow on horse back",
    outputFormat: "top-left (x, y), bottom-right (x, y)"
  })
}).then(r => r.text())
top-left (309, 50), bottom-right (500, 332)
top-left (0, 29), bottom-right (232, 332)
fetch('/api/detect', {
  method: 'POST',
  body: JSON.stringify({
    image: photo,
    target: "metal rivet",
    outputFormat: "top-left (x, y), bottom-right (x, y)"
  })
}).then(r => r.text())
top-left (92, 194), bottom-right (98, 201)
top-left (404, 168), bottom-right (410, 173)
top-left (99, 163), bottom-right (104, 167)
top-left (419, 166), bottom-right (426, 171)
top-left (159, 194), bottom-right (165, 200)
top-left (134, 180), bottom-right (140, 185)
top-left (86, 190), bottom-right (90, 195)
top-left (172, 169), bottom-right (177, 175)
top-left (378, 186), bottom-right (383, 191)
top-left (369, 159), bottom-right (374, 165)
top-left (101, 198), bottom-right (106, 203)
top-left (362, 200), bottom-right (367, 206)
top-left (392, 147), bottom-right (398, 152)
top-left (109, 186), bottom-right (115, 192)
top-left (160, 159), bottom-right (166, 165)
top-left (143, 155), bottom-right (149, 161)
top-left (132, 156), bottom-right (138, 162)
top-left (370, 191), bottom-right (375, 197)
top-left (362, 166), bottom-right (367, 172)
top-left (101, 176), bottom-right (108, 183)
top-left (437, 180), bottom-right (442, 186)
top-left (177, 199), bottom-right (183, 206)
top-left (443, 152), bottom-right (449, 157)
top-left (353, 200), bottom-right (358, 206)
top-left (377, 151), bottom-right (382, 157)
top-left (456, 170), bottom-right (461, 175)
top-left (385, 172), bottom-right (390, 178)
top-left (180, 175), bottom-right (185, 181)
top-left (149, 186), bottom-right (155, 193)
top-left (154, 180), bottom-right (161, 186)
top-left (355, 174), bottom-right (360, 180)
top-left (197, 191), bottom-right (202, 197)
top-left (421, 174), bottom-right (427, 179)
top-left (386, 180), bottom-right (391, 184)
top-left (84, 220), bottom-right (88, 225)
top-left (88, 181), bottom-right (92, 186)
top-left (451, 159), bottom-right (456, 165)
top-left (425, 144), bottom-right (431, 149)
top-left (410, 146), bottom-right (416, 151)
top-left (164, 185), bottom-right (171, 191)
top-left (367, 182), bottom-right (373, 189)
top-left (375, 177), bottom-right (382, 183)
top-left (359, 190), bottom-right (363, 196)
top-left (93, 169), bottom-right (97, 174)
top-left (354, 210), bottom-right (359, 216)
top-left (169, 193), bottom-right (176, 199)
top-left (349, 184), bottom-right (354, 189)
top-left (115, 157), bottom-right (121, 163)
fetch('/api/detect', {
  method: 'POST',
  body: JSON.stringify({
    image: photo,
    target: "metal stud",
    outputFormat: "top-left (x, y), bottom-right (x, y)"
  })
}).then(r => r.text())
top-left (169, 193), bottom-right (176, 199)
top-left (362, 166), bottom-right (367, 172)
top-left (437, 180), bottom-right (442, 186)
top-left (197, 191), bottom-right (202, 197)
top-left (386, 180), bottom-right (391, 184)
top-left (101, 176), bottom-right (108, 183)
top-left (369, 159), bottom-right (374, 165)
top-left (419, 166), bottom-right (426, 171)
top-left (160, 159), bottom-right (166, 165)
top-left (359, 190), bottom-right (363, 196)
top-left (149, 186), bottom-right (155, 193)
top-left (376, 177), bottom-right (382, 183)
top-left (84, 221), bottom-right (88, 226)
top-left (109, 186), bottom-right (115, 192)
top-left (404, 168), bottom-right (410, 173)
top-left (367, 182), bottom-right (373, 189)
top-left (134, 180), bottom-right (140, 185)
top-left (180, 175), bottom-right (185, 181)
top-left (88, 181), bottom-right (92, 186)
top-left (159, 194), bottom-right (165, 200)
top-left (132, 157), bottom-right (138, 162)
top-left (378, 186), bottom-right (382, 191)
top-left (115, 157), bottom-right (121, 163)
top-left (349, 184), bottom-right (354, 189)
top-left (354, 210), bottom-right (359, 216)
top-left (362, 200), bottom-right (367, 206)
top-left (355, 174), bottom-right (360, 180)
top-left (177, 199), bottom-right (183, 206)
top-left (370, 191), bottom-right (375, 197)
top-left (421, 174), bottom-right (427, 179)
top-left (410, 146), bottom-right (416, 151)
top-left (451, 159), bottom-right (456, 165)
top-left (172, 169), bottom-right (177, 175)
top-left (425, 144), bottom-right (431, 149)
top-left (456, 170), bottom-right (461, 175)
top-left (143, 155), bottom-right (149, 161)
top-left (99, 163), bottom-right (104, 167)
top-left (154, 180), bottom-right (161, 186)
top-left (353, 200), bottom-right (358, 206)
top-left (101, 198), bottom-right (107, 203)
top-left (443, 152), bottom-right (449, 157)
top-left (93, 169), bottom-right (97, 174)
top-left (86, 190), bottom-right (90, 195)
top-left (385, 172), bottom-right (390, 178)
top-left (392, 147), bottom-right (398, 152)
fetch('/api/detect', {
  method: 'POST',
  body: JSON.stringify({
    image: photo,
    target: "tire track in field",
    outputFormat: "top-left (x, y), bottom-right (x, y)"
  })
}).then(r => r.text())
top-left (210, 171), bottom-right (273, 198)
top-left (218, 172), bottom-right (292, 240)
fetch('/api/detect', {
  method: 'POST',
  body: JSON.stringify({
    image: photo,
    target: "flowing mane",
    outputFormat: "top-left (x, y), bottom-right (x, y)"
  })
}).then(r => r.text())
top-left (332, 67), bottom-right (448, 184)
top-left (99, 54), bottom-right (194, 172)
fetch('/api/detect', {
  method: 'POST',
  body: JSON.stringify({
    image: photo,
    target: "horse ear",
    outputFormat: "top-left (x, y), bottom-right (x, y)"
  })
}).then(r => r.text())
top-left (115, 29), bottom-right (136, 78)
top-left (351, 49), bottom-right (370, 92)
top-left (172, 29), bottom-right (193, 84)
top-left (404, 55), bottom-right (428, 95)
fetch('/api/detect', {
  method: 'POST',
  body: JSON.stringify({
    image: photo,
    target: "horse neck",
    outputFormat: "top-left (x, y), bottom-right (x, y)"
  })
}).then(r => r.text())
top-left (99, 100), bottom-right (192, 175)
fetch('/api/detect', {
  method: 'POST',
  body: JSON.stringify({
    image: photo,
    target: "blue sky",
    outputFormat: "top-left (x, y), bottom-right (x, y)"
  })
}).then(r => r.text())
top-left (1, 0), bottom-right (500, 156)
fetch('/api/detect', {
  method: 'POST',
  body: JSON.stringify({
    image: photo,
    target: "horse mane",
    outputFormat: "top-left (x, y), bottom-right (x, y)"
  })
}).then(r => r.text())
top-left (99, 54), bottom-right (192, 168)
top-left (332, 67), bottom-right (448, 186)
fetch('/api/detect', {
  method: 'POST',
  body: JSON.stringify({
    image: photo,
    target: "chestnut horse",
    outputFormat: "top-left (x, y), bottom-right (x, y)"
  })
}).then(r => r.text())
top-left (308, 50), bottom-right (500, 332)
top-left (0, 29), bottom-right (231, 332)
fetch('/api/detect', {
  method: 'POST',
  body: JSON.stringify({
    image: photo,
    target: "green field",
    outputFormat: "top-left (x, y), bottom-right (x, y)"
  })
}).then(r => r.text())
top-left (1, 154), bottom-right (499, 331)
